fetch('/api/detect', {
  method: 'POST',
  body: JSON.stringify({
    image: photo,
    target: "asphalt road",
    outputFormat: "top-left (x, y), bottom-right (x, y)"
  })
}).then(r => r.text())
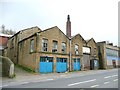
top-left (2, 69), bottom-right (119, 89)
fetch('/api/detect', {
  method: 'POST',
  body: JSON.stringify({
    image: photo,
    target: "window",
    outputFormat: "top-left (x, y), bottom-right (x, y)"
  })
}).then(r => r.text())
top-left (74, 58), bottom-right (80, 62)
top-left (94, 48), bottom-right (96, 54)
top-left (40, 57), bottom-right (53, 62)
top-left (52, 41), bottom-right (58, 53)
top-left (57, 58), bottom-right (67, 63)
top-left (19, 42), bottom-right (22, 51)
top-left (75, 44), bottom-right (79, 55)
top-left (106, 48), bottom-right (118, 57)
top-left (10, 38), bottom-right (14, 48)
top-left (42, 39), bottom-right (48, 51)
top-left (62, 42), bottom-right (66, 53)
top-left (30, 39), bottom-right (34, 52)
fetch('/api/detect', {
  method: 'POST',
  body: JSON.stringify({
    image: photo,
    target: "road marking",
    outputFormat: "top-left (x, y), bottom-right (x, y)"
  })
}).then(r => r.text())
top-left (104, 76), bottom-right (111, 79)
top-left (68, 79), bottom-right (96, 86)
top-left (45, 79), bottom-right (54, 81)
top-left (91, 85), bottom-right (99, 88)
top-left (64, 75), bottom-right (85, 79)
top-left (113, 79), bottom-right (118, 81)
top-left (21, 82), bottom-right (29, 85)
top-left (112, 75), bottom-right (118, 77)
top-left (104, 82), bottom-right (110, 84)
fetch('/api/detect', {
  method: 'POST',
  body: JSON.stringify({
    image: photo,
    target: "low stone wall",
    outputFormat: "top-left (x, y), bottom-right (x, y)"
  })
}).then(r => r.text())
top-left (0, 55), bottom-right (15, 78)
top-left (107, 65), bottom-right (120, 69)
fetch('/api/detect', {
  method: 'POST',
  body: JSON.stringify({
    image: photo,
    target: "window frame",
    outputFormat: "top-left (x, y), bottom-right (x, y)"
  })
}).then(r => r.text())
top-left (30, 39), bottom-right (34, 53)
top-left (42, 39), bottom-right (48, 52)
top-left (75, 44), bottom-right (79, 55)
top-left (52, 40), bottom-right (58, 53)
top-left (61, 42), bottom-right (66, 53)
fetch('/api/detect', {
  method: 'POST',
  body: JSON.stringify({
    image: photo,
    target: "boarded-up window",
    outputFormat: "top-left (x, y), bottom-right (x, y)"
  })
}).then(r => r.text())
top-left (30, 39), bottom-right (34, 52)
top-left (83, 47), bottom-right (90, 54)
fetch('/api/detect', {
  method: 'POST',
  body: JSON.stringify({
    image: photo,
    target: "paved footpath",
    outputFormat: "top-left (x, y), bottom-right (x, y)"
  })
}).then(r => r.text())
top-left (0, 66), bottom-right (118, 88)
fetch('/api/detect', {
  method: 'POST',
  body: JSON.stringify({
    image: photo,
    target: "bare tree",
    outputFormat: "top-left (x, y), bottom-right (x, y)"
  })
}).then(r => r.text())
top-left (1, 24), bottom-right (5, 33)
top-left (0, 25), bottom-right (16, 35)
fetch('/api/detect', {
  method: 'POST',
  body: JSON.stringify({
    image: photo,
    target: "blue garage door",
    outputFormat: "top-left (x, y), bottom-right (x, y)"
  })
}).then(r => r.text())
top-left (40, 57), bottom-right (53, 73)
top-left (56, 58), bottom-right (67, 73)
top-left (74, 58), bottom-right (81, 71)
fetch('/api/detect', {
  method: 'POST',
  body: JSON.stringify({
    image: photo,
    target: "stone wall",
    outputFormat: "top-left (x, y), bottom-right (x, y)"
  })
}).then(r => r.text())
top-left (6, 27), bottom-right (41, 64)
top-left (71, 34), bottom-right (84, 70)
top-left (0, 55), bottom-right (14, 78)
top-left (18, 26), bottom-right (70, 72)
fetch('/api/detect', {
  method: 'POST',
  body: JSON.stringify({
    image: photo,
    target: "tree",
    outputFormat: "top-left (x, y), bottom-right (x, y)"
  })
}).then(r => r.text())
top-left (0, 25), bottom-right (16, 35)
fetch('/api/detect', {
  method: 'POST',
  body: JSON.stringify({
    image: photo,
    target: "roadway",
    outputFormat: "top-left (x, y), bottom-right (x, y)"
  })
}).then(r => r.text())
top-left (2, 69), bottom-right (119, 89)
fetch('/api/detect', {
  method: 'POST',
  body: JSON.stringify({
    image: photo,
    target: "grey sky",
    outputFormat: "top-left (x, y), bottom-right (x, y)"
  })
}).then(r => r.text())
top-left (0, 0), bottom-right (119, 46)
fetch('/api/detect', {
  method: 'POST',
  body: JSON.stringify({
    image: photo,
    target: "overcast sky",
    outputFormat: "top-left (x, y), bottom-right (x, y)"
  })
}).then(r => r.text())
top-left (0, 0), bottom-right (119, 46)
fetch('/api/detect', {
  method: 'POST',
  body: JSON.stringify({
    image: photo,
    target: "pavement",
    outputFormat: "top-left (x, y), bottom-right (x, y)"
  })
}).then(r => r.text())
top-left (0, 61), bottom-right (2, 90)
top-left (0, 66), bottom-right (119, 88)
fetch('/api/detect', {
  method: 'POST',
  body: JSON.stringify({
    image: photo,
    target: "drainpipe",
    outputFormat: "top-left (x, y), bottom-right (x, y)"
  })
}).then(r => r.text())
top-left (35, 33), bottom-right (40, 72)
top-left (69, 38), bottom-right (72, 71)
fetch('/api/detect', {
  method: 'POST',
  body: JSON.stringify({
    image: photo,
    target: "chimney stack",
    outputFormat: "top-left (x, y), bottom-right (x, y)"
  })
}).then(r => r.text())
top-left (66, 15), bottom-right (71, 38)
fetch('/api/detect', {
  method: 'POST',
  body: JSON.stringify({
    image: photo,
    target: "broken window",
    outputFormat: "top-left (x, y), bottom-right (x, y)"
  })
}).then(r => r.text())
top-left (52, 40), bottom-right (58, 53)
top-left (42, 39), bottom-right (48, 51)
top-left (62, 42), bottom-right (66, 53)
top-left (75, 44), bottom-right (79, 55)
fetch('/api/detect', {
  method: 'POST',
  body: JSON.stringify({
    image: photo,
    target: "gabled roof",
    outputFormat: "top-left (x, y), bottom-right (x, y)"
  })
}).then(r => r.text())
top-left (39, 26), bottom-right (69, 39)
top-left (71, 33), bottom-right (86, 43)
top-left (21, 26), bottom-right (41, 32)
top-left (19, 26), bottom-right (69, 43)
top-left (43, 26), bottom-right (58, 32)
top-left (9, 26), bottom-right (41, 39)
top-left (86, 38), bottom-right (96, 44)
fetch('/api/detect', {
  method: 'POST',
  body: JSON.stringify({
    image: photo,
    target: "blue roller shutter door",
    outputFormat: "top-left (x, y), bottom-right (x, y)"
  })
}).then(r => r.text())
top-left (56, 58), bottom-right (67, 73)
top-left (74, 58), bottom-right (81, 71)
top-left (40, 57), bottom-right (53, 73)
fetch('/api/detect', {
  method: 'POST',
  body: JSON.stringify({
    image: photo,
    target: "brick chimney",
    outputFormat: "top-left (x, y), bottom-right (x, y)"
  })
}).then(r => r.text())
top-left (66, 15), bottom-right (71, 38)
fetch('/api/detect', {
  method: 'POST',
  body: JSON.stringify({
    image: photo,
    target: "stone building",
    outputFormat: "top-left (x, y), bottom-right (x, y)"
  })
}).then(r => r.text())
top-left (6, 26), bottom-right (41, 64)
top-left (87, 38), bottom-right (99, 70)
top-left (18, 26), bottom-right (70, 73)
top-left (82, 38), bottom-right (99, 70)
top-left (70, 34), bottom-right (85, 71)
top-left (5, 15), bottom-right (102, 73)
top-left (97, 41), bottom-right (119, 69)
